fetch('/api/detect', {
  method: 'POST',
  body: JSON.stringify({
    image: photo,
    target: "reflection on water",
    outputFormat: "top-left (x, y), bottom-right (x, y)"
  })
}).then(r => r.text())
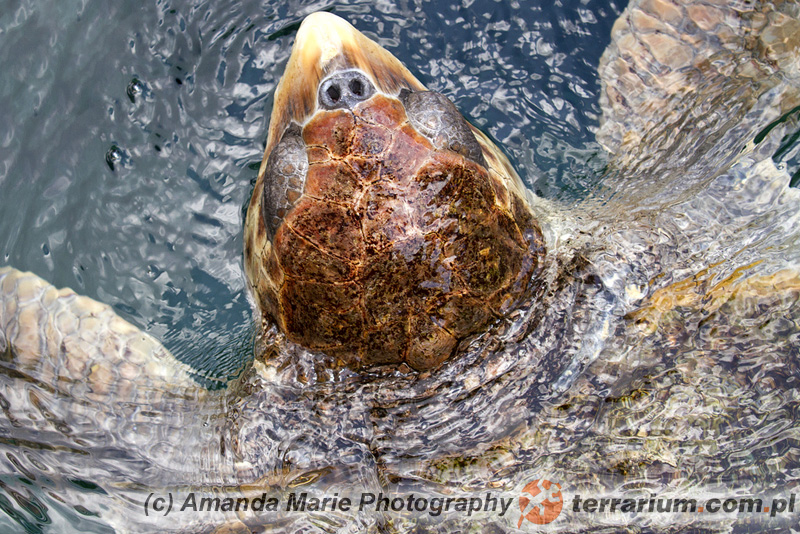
top-left (1, 0), bottom-right (800, 532)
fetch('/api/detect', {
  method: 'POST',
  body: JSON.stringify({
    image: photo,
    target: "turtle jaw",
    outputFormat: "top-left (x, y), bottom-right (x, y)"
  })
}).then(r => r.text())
top-left (261, 12), bottom-right (426, 168)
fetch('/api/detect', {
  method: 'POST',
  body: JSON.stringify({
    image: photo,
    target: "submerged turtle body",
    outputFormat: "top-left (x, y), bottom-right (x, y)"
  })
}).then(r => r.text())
top-left (1, 1), bottom-right (800, 533)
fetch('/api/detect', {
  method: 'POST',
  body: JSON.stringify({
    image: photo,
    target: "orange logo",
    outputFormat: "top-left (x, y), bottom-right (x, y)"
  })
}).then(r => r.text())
top-left (518, 479), bottom-right (563, 527)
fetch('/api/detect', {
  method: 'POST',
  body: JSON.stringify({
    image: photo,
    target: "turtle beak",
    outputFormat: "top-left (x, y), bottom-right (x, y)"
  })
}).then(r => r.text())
top-left (261, 12), bottom-right (426, 164)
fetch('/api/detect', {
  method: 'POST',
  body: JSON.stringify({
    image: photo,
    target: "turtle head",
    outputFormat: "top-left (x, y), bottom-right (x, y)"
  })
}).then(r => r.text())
top-left (245, 12), bottom-right (544, 371)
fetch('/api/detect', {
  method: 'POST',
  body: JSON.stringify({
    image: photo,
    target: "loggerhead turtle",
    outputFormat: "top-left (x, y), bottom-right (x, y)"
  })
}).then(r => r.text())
top-left (1, 0), bottom-right (800, 533)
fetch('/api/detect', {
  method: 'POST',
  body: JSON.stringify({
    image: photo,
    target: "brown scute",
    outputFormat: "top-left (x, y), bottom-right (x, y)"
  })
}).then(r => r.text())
top-left (413, 154), bottom-right (497, 230)
top-left (252, 91), bottom-right (545, 371)
top-left (273, 225), bottom-right (355, 283)
top-left (358, 181), bottom-right (416, 252)
top-left (406, 315), bottom-right (458, 371)
top-left (305, 161), bottom-right (361, 203)
top-left (280, 280), bottom-right (364, 350)
top-left (361, 248), bottom-right (418, 325)
top-left (302, 110), bottom-right (355, 157)
top-left (380, 124), bottom-right (434, 183)
top-left (346, 156), bottom-right (381, 184)
top-left (351, 121), bottom-right (392, 156)
top-left (306, 147), bottom-right (330, 164)
top-left (390, 234), bottom-right (452, 312)
top-left (284, 198), bottom-right (363, 263)
top-left (354, 94), bottom-right (406, 127)
top-left (431, 293), bottom-right (493, 337)
top-left (362, 321), bottom-right (408, 366)
top-left (436, 159), bottom-right (496, 215)
top-left (453, 225), bottom-right (522, 296)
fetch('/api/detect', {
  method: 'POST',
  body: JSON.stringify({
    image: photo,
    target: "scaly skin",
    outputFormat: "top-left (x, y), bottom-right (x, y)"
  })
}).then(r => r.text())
top-left (0, 267), bottom-right (200, 401)
top-left (0, 266), bottom-right (235, 531)
top-left (596, 0), bottom-right (800, 206)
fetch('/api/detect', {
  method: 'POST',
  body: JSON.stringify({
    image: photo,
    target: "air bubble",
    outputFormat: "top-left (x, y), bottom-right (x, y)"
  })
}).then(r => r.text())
top-left (105, 145), bottom-right (124, 171)
top-left (126, 78), bottom-right (144, 103)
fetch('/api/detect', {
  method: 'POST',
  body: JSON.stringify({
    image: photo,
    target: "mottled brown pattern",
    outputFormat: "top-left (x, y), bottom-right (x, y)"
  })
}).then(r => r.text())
top-left (356, 94), bottom-right (406, 127)
top-left (280, 280), bottom-right (364, 350)
top-left (361, 248), bottom-right (419, 325)
top-left (284, 198), bottom-right (363, 263)
top-left (451, 223), bottom-right (521, 296)
top-left (363, 321), bottom-right (407, 365)
top-left (358, 181), bottom-right (416, 251)
top-left (306, 147), bottom-right (330, 164)
top-left (252, 85), bottom-right (544, 370)
top-left (273, 225), bottom-right (354, 282)
top-left (350, 121), bottom-right (392, 156)
top-left (304, 162), bottom-right (361, 203)
top-left (380, 124), bottom-right (434, 184)
top-left (406, 315), bottom-right (457, 371)
top-left (432, 293), bottom-right (493, 336)
top-left (302, 111), bottom-right (355, 157)
top-left (345, 156), bottom-right (382, 184)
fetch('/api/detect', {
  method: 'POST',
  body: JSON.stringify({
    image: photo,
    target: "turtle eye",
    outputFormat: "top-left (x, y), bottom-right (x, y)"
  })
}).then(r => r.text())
top-left (399, 89), bottom-right (486, 167)
top-left (261, 124), bottom-right (308, 239)
top-left (319, 70), bottom-right (375, 110)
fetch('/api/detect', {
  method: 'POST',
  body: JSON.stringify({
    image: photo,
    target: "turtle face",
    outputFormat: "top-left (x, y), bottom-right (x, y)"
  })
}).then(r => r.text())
top-left (245, 13), bottom-right (545, 371)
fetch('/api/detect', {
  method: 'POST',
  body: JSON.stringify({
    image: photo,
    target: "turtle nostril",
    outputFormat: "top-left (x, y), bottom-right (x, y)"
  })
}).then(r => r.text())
top-left (318, 70), bottom-right (374, 109)
top-left (326, 84), bottom-right (341, 103)
top-left (349, 78), bottom-right (364, 97)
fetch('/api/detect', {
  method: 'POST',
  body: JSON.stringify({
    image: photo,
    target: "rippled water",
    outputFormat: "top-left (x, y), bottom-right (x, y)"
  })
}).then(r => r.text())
top-left (2, 0), bottom-right (800, 532)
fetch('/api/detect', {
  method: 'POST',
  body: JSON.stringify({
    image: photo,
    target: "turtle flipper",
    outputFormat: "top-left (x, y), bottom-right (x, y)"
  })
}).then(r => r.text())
top-left (0, 267), bottom-right (230, 482)
top-left (597, 0), bottom-right (800, 191)
top-left (0, 266), bottom-right (202, 402)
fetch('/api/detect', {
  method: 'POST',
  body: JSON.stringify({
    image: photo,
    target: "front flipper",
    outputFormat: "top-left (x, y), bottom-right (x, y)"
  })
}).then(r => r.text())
top-left (0, 267), bottom-right (202, 403)
top-left (597, 0), bottom-right (800, 199)
top-left (0, 267), bottom-right (233, 531)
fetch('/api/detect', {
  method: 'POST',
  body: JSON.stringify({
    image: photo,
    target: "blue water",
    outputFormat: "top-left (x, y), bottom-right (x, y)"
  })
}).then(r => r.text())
top-left (6, 1), bottom-right (800, 533)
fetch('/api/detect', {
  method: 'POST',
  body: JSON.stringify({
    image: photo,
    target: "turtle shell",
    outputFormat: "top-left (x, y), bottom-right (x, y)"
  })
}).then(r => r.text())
top-left (252, 89), bottom-right (544, 371)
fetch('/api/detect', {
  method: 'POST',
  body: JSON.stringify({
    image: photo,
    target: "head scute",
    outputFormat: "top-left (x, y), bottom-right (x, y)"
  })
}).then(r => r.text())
top-left (400, 89), bottom-right (487, 167)
top-left (245, 13), bottom-right (545, 372)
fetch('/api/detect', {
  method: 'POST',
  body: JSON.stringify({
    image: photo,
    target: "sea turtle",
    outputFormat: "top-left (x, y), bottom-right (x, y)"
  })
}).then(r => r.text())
top-left (1, 1), bottom-right (800, 533)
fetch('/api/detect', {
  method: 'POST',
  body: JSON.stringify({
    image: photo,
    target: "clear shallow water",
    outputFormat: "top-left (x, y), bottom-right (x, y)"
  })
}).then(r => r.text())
top-left (2, 0), bottom-right (800, 533)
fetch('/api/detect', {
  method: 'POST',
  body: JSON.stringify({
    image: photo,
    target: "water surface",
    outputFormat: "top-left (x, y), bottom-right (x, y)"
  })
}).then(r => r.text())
top-left (2, 0), bottom-right (800, 532)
